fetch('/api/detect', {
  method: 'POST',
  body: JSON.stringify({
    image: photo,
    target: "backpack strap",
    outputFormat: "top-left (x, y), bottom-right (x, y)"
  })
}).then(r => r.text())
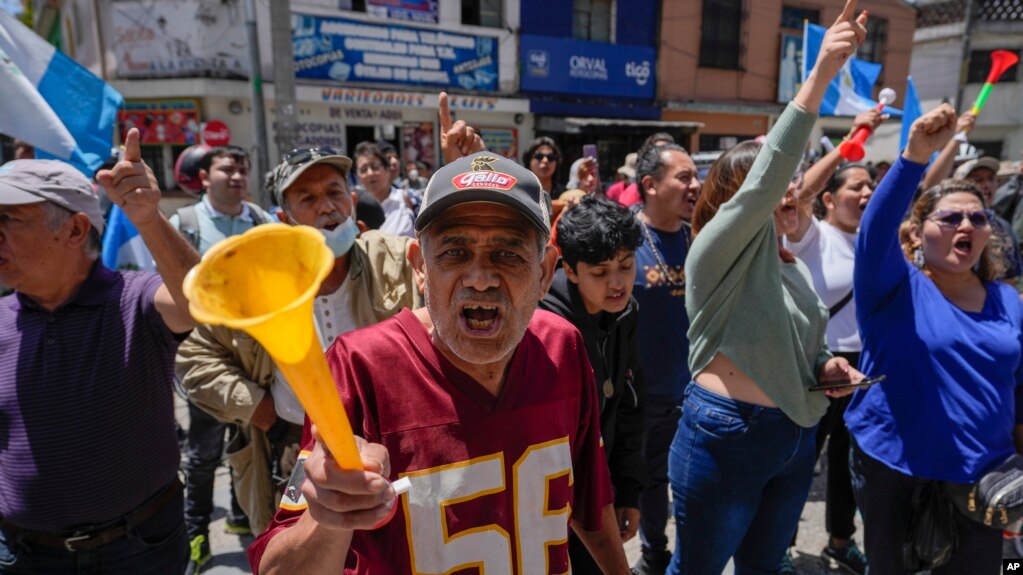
top-left (829, 290), bottom-right (854, 319)
top-left (175, 204), bottom-right (201, 251)
top-left (245, 202), bottom-right (270, 226)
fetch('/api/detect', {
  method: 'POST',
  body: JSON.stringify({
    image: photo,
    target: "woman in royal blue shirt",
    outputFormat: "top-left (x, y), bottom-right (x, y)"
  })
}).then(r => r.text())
top-left (849, 103), bottom-right (1023, 573)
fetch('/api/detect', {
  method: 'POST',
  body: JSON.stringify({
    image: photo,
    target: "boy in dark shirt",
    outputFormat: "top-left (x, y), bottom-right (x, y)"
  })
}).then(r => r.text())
top-left (540, 195), bottom-right (648, 574)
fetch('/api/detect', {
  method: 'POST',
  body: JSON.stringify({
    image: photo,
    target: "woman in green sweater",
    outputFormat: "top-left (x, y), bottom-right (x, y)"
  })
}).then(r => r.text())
top-left (666, 2), bottom-right (869, 573)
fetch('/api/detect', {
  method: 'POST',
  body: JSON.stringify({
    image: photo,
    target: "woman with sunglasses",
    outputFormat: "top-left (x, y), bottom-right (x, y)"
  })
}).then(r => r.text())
top-left (668, 3), bottom-right (868, 572)
top-left (847, 104), bottom-right (1022, 573)
top-left (523, 137), bottom-right (565, 198)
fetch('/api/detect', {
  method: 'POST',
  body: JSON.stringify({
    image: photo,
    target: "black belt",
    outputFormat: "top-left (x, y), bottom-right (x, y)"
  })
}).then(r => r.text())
top-left (0, 479), bottom-right (182, 553)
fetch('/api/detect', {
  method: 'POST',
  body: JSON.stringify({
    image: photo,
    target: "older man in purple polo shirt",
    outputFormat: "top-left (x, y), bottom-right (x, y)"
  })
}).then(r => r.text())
top-left (0, 129), bottom-right (198, 573)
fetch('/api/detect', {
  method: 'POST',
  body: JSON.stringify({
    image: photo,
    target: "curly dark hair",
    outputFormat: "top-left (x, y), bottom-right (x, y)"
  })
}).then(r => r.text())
top-left (556, 195), bottom-right (644, 269)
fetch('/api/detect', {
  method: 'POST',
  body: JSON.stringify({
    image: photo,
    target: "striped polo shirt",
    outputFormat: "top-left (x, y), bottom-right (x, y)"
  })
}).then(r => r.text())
top-left (0, 262), bottom-right (183, 531)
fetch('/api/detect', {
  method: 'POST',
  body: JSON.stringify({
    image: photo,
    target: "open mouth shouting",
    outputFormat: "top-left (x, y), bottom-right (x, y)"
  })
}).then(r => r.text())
top-left (952, 234), bottom-right (974, 258)
top-left (460, 304), bottom-right (502, 336)
top-left (684, 191), bottom-right (698, 210)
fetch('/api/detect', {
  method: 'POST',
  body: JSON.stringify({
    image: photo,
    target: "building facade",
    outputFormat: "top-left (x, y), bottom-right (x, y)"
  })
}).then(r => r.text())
top-left (24, 0), bottom-right (528, 195)
top-left (518, 0), bottom-right (700, 185)
top-left (659, 0), bottom-right (916, 159)
top-left (912, 0), bottom-right (1023, 165)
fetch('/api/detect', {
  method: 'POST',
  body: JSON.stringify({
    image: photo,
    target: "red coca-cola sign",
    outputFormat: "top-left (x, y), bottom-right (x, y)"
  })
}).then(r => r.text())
top-left (202, 120), bottom-right (232, 147)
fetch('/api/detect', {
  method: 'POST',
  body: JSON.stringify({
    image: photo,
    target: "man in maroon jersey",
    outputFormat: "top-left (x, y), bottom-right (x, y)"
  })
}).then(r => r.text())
top-left (249, 152), bottom-right (631, 574)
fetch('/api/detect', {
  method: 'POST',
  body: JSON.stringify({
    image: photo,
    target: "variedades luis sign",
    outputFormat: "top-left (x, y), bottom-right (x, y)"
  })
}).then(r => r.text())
top-left (292, 13), bottom-right (498, 92)
top-left (520, 34), bottom-right (655, 100)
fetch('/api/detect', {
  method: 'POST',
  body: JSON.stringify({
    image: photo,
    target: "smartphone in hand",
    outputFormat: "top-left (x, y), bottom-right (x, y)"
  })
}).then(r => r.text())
top-left (809, 374), bottom-right (886, 392)
top-left (582, 144), bottom-right (598, 160)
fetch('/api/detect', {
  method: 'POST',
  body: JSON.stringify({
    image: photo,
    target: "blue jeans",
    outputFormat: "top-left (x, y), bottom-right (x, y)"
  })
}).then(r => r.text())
top-left (638, 399), bottom-right (682, 557)
top-left (667, 382), bottom-right (816, 575)
top-left (0, 491), bottom-right (187, 574)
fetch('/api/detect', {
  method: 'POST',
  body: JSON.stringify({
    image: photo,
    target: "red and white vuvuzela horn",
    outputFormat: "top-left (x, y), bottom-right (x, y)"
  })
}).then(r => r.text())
top-left (839, 87), bottom-right (896, 162)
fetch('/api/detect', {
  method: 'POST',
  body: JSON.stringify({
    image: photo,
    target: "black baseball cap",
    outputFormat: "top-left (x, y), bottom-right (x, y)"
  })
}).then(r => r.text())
top-left (415, 152), bottom-right (551, 236)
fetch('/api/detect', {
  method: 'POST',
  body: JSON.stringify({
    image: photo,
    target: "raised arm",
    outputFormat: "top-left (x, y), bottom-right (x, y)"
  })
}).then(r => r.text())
top-left (97, 128), bottom-right (199, 333)
top-left (921, 112), bottom-right (975, 191)
top-left (688, 0), bottom-right (866, 292)
top-left (788, 109), bottom-right (884, 243)
top-left (855, 105), bottom-right (957, 313)
top-left (439, 92), bottom-right (485, 163)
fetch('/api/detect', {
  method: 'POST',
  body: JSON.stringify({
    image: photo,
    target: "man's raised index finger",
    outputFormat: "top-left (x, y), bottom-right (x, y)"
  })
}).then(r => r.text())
top-left (439, 92), bottom-right (453, 133)
top-left (123, 128), bottom-right (143, 163)
top-left (835, 0), bottom-right (858, 24)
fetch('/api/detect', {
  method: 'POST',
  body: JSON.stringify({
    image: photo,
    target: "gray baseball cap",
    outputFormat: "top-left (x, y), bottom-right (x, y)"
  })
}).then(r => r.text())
top-left (269, 147), bottom-right (353, 206)
top-left (415, 152), bottom-right (551, 236)
top-left (0, 160), bottom-right (105, 234)
top-left (955, 156), bottom-right (1000, 180)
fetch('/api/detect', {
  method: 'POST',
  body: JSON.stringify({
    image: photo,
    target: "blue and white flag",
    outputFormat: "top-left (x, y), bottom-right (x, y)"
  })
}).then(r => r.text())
top-left (101, 206), bottom-right (156, 272)
top-left (802, 22), bottom-right (900, 117)
top-left (0, 9), bottom-right (123, 176)
top-left (900, 76), bottom-right (922, 151)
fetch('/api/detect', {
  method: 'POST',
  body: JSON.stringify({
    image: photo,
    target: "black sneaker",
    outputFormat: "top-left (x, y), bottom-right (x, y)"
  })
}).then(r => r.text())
top-left (184, 534), bottom-right (211, 575)
top-left (631, 549), bottom-right (672, 575)
top-left (224, 516), bottom-right (252, 536)
top-left (821, 542), bottom-right (867, 575)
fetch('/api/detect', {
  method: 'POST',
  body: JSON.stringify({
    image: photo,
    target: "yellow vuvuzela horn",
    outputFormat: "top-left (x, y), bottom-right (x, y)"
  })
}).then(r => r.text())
top-left (182, 223), bottom-right (362, 470)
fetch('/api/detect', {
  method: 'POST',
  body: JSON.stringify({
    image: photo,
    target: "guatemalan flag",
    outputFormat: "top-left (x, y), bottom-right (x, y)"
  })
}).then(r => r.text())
top-left (0, 9), bottom-right (122, 175)
top-left (0, 10), bottom-right (153, 271)
top-left (802, 21), bottom-right (900, 117)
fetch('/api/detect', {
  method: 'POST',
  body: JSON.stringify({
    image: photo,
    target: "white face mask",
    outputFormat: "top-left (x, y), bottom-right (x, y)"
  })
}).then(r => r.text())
top-left (319, 216), bottom-right (358, 257)
top-left (408, 169), bottom-right (420, 181)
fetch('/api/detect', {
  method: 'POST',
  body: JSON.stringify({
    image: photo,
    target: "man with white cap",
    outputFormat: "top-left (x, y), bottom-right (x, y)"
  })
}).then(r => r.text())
top-left (0, 130), bottom-right (198, 571)
top-left (955, 156), bottom-right (1023, 283)
top-left (994, 149), bottom-right (1023, 240)
top-left (249, 151), bottom-right (631, 574)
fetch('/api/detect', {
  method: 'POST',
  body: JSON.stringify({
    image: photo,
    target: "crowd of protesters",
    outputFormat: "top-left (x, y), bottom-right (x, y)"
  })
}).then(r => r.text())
top-left (4, 2), bottom-right (1023, 574)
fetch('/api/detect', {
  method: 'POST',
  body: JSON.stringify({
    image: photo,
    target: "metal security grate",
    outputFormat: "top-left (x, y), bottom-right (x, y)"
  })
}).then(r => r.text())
top-left (977, 0), bottom-right (1023, 20)
top-left (917, 0), bottom-right (967, 27)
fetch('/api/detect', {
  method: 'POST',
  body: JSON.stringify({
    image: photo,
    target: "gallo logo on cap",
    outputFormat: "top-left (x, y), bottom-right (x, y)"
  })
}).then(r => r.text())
top-left (453, 171), bottom-right (518, 191)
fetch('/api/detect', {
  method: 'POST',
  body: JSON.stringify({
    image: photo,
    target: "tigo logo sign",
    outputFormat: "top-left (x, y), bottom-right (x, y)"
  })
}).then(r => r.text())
top-left (527, 50), bottom-right (549, 77)
top-left (626, 61), bottom-right (651, 86)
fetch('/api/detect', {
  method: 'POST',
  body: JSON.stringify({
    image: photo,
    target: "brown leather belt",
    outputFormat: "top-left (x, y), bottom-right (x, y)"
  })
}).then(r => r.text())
top-left (0, 479), bottom-right (182, 553)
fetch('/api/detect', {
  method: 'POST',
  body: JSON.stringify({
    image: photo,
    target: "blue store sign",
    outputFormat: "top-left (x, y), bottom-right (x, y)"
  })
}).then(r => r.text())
top-left (292, 13), bottom-right (498, 92)
top-left (520, 35), bottom-right (655, 100)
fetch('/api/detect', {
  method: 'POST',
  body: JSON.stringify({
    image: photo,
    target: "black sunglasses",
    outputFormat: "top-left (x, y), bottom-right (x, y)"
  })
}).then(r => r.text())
top-left (927, 209), bottom-right (993, 229)
top-left (533, 152), bottom-right (557, 163)
top-left (282, 146), bottom-right (341, 165)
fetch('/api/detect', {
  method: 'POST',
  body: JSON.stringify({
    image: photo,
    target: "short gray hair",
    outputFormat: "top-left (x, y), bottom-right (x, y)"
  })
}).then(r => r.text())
top-left (41, 201), bottom-right (102, 259)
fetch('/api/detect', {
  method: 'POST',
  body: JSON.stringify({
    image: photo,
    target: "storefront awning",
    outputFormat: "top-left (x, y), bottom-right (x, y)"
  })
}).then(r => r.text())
top-left (536, 116), bottom-right (703, 134)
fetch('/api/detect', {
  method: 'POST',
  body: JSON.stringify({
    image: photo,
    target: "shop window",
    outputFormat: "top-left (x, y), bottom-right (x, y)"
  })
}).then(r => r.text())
top-left (699, 0), bottom-right (742, 70)
top-left (856, 16), bottom-right (887, 65)
top-left (780, 5), bottom-right (819, 30)
top-left (968, 49), bottom-right (1020, 84)
top-left (573, 0), bottom-right (614, 43)
top-left (463, 0), bottom-right (503, 28)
